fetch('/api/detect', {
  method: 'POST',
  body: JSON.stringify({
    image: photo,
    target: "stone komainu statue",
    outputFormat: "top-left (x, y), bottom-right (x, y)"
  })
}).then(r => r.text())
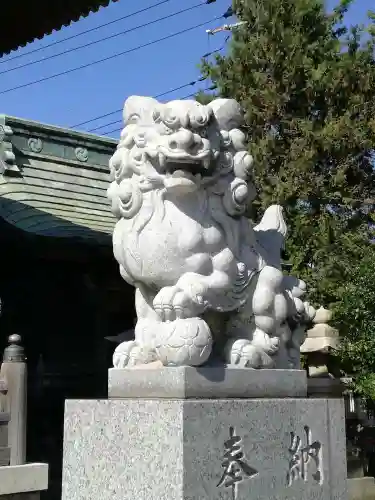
top-left (107, 96), bottom-right (317, 369)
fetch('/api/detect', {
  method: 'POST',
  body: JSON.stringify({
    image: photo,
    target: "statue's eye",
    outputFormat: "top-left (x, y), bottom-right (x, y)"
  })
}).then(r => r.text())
top-left (159, 124), bottom-right (173, 135)
top-left (162, 107), bottom-right (180, 129)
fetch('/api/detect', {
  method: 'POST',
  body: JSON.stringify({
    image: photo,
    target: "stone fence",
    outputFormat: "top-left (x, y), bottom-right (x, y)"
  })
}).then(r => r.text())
top-left (0, 335), bottom-right (48, 499)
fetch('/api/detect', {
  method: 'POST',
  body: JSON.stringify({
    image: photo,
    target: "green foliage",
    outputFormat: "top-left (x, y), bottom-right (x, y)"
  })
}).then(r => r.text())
top-left (334, 254), bottom-right (375, 399)
top-left (194, 90), bottom-right (216, 105)
top-left (202, 0), bottom-right (375, 395)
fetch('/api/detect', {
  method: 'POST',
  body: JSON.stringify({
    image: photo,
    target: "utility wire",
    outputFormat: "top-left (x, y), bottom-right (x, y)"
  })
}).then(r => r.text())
top-left (100, 85), bottom-right (217, 137)
top-left (0, 16), bottom-right (221, 96)
top-left (87, 78), bottom-right (206, 133)
top-left (0, 0), bottom-right (174, 65)
top-left (72, 43), bottom-right (226, 129)
top-left (86, 76), bottom-right (217, 132)
top-left (100, 126), bottom-right (122, 137)
top-left (100, 90), bottom-right (199, 136)
top-left (72, 108), bottom-right (123, 128)
top-left (0, 3), bottom-right (206, 76)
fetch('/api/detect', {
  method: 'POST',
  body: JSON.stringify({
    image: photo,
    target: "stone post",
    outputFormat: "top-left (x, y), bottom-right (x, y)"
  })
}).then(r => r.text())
top-left (61, 367), bottom-right (348, 500)
top-left (1, 334), bottom-right (27, 465)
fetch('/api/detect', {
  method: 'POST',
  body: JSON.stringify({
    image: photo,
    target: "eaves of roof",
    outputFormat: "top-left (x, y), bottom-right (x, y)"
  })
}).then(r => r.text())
top-left (0, 114), bottom-right (118, 244)
top-left (1, 0), bottom-right (118, 57)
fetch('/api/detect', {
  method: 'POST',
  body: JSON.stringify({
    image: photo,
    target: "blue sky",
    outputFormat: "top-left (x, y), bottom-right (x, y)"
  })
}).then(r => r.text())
top-left (0, 0), bottom-right (371, 139)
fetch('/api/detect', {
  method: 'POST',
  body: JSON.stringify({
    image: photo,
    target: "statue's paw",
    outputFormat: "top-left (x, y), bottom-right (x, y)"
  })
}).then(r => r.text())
top-left (153, 286), bottom-right (203, 321)
top-left (252, 328), bottom-right (280, 355)
top-left (113, 340), bottom-right (137, 368)
top-left (225, 338), bottom-right (274, 369)
top-left (113, 341), bottom-right (157, 368)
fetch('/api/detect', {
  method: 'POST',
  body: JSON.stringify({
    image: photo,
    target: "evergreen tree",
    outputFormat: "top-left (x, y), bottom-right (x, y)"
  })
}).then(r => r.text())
top-left (202, 0), bottom-right (375, 304)
top-left (334, 254), bottom-right (375, 399)
top-left (195, 90), bottom-right (216, 105)
top-left (201, 0), bottom-right (375, 394)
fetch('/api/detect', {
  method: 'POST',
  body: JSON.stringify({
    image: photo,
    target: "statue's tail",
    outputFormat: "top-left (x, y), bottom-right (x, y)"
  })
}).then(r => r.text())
top-left (254, 205), bottom-right (287, 267)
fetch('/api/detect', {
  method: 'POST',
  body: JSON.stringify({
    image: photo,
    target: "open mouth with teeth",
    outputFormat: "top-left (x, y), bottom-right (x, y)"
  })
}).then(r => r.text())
top-left (155, 144), bottom-right (215, 190)
top-left (165, 159), bottom-right (212, 182)
top-left (158, 149), bottom-right (213, 181)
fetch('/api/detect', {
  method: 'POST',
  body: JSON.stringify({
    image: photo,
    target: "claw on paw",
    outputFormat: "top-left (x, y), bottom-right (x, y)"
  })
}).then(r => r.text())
top-left (113, 340), bottom-right (157, 368)
top-left (251, 328), bottom-right (280, 355)
top-left (153, 285), bottom-right (203, 321)
top-left (225, 338), bottom-right (275, 369)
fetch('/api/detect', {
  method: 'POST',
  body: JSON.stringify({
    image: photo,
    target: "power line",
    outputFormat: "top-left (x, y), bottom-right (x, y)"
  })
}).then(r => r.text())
top-left (72, 43), bottom-right (226, 129)
top-left (0, 0), bottom-right (174, 65)
top-left (87, 78), bottom-right (206, 132)
top-left (86, 76), bottom-right (217, 132)
top-left (0, 16), bottom-right (221, 96)
top-left (100, 85), bottom-right (217, 137)
top-left (0, 3), bottom-right (206, 77)
top-left (72, 108), bottom-right (122, 128)
top-left (101, 97), bottom-right (190, 137)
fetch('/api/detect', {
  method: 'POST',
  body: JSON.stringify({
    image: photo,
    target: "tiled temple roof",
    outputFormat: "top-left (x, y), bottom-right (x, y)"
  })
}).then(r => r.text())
top-left (0, 115), bottom-right (117, 243)
top-left (1, 0), bottom-right (118, 56)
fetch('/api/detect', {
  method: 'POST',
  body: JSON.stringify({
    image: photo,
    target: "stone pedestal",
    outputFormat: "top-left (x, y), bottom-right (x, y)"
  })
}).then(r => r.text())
top-left (0, 463), bottom-right (48, 499)
top-left (61, 368), bottom-right (348, 500)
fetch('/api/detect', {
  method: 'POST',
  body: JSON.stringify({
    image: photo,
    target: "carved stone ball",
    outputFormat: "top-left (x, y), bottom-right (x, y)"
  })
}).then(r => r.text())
top-left (155, 318), bottom-right (212, 367)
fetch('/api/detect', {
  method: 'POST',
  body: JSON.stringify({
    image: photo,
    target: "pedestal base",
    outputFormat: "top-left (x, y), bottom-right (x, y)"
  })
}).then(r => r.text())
top-left (109, 367), bottom-right (307, 399)
top-left (0, 463), bottom-right (48, 499)
top-left (62, 397), bottom-right (347, 500)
